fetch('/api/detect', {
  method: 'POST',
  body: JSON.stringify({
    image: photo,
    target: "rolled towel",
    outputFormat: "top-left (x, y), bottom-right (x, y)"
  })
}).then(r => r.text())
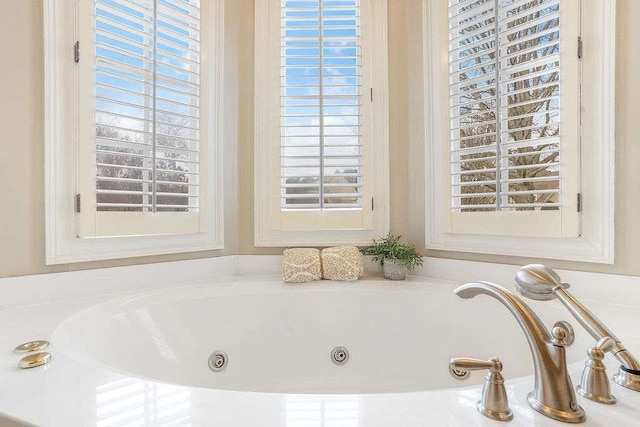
top-left (282, 248), bottom-right (322, 283)
top-left (321, 246), bottom-right (364, 281)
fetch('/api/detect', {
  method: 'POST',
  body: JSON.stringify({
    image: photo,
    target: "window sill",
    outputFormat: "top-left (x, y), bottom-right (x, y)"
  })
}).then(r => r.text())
top-left (46, 233), bottom-right (224, 265)
top-left (425, 233), bottom-right (613, 264)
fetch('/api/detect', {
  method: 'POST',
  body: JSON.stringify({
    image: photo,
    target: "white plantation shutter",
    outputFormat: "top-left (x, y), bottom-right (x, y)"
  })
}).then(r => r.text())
top-left (254, 0), bottom-right (388, 245)
top-left (447, 0), bottom-right (579, 237)
top-left (281, 0), bottom-right (363, 210)
top-left (78, 0), bottom-right (206, 237)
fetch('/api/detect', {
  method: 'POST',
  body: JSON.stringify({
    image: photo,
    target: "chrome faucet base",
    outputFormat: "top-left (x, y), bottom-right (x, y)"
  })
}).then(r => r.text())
top-left (577, 337), bottom-right (617, 404)
top-left (577, 386), bottom-right (616, 404)
top-left (449, 357), bottom-right (514, 421)
top-left (613, 368), bottom-right (640, 392)
top-left (478, 364), bottom-right (513, 422)
top-left (527, 393), bottom-right (586, 424)
top-left (477, 402), bottom-right (513, 422)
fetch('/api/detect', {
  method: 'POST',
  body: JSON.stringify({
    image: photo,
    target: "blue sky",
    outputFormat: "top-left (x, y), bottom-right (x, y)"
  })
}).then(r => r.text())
top-left (95, 0), bottom-right (200, 142)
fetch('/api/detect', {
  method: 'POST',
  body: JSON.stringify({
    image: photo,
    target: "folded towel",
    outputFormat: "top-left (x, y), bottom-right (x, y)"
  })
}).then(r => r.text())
top-left (321, 246), bottom-right (364, 281)
top-left (282, 248), bottom-right (322, 283)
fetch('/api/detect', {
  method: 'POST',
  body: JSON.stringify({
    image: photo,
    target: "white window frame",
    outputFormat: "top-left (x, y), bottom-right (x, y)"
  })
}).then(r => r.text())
top-left (423, 0), bottom-right (615, 263)
top-left (254, 0), bottom-right (390, 247)
top-left (44, 0), bottom-right (225, 264)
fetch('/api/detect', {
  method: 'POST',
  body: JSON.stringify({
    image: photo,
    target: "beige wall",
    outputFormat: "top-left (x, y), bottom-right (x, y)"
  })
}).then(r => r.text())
top-left (1, 1), bottom-right (639, 278)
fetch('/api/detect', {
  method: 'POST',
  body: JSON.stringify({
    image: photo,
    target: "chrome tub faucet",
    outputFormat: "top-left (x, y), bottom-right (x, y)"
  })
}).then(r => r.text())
top-left (514, 264), bottom-right (640, 393)
top-left (455, 281), bottom-right (586, 423)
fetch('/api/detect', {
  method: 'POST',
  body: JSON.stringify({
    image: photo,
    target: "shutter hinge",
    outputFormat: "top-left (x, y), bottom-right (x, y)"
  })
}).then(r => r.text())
top-left (75, 193), bottom-right (81, 213)
top-left (371, 197), bottom-right (374, 211)
top-left (74, 41), bottom-right (80, 63)
top-left (577, 193), bottom-right (582, 213)
top-left (370, 88), bottom-right (373, 102)
top-left (577, 36), bottom-right (583, 59)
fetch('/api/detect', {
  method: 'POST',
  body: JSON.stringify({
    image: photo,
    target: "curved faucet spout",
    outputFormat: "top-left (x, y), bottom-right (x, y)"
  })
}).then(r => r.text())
top-left (454, 281), bottom-right (586, 423)
top-left (455, 282), bottom-right (552, 347)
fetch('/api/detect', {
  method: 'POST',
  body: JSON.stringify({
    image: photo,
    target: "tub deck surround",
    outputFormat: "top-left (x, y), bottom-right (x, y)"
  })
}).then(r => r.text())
top-left (0, 258), bottom-right (638, 425)
top-left (0, 256), bottom-right (239, 311)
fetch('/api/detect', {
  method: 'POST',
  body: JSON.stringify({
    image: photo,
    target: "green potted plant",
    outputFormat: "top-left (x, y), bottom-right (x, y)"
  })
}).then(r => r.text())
top-left (362, 234), bottom-right (423, 280)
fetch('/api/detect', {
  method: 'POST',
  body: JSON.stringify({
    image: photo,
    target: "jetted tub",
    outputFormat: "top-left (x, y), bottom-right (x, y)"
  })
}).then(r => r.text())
top-left (52, 280), bottom-right (591, 395)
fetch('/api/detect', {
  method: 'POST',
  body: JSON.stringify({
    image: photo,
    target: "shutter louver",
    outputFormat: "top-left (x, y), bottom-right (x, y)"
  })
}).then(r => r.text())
top-left (449, 0), bottom-right (561, 213)
top-left (95, 0), bottom-right (200, 213)
top-left (280, 0), bottom-right (363, 210)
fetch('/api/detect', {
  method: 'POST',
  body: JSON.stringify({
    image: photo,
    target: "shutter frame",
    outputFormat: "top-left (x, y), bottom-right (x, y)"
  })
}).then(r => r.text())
top-left (78, 0), bottom-right (205, 237)
top-left (446, 0), bottom-right (580, 237)
top-left (280, 0), bottom-right (364, 211)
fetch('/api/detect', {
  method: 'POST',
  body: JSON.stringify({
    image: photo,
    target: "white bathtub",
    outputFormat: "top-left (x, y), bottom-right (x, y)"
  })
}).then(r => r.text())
top-left (2, 258), bottom-right (640, 426)
top-left (53, 280), bottom-right (590, 395)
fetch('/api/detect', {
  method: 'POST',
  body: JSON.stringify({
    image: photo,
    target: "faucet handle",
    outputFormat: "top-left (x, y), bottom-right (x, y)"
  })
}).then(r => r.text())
top-left (449, 357), bottom-right (502, 376)
top-left (449, 357), bottom-right (513, 421)
top-left (577, 337), bottom-right (617, 404)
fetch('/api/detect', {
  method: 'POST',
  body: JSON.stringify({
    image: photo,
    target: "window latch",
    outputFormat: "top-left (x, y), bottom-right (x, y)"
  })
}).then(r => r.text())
top-left (577, 193), bottom-right (582, 213)
top-left (577, 36), bottom-right (583, 59)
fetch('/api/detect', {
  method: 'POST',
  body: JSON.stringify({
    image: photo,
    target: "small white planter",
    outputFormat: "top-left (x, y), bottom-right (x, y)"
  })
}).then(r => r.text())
top-left (383, 259), bottom-right (407, 280)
